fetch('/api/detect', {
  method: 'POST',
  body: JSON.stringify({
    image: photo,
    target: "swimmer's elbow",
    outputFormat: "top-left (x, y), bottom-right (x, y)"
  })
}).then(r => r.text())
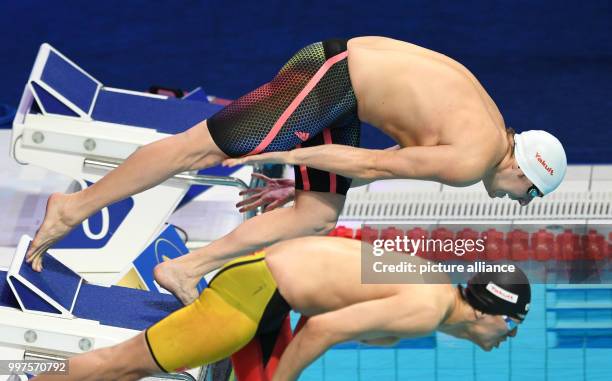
top-left (305, 316), bottom-right (346, 346)
top-left (294, 206), bottom-right (339, 236)
top-left (291, 210), bottom-right (336, 236)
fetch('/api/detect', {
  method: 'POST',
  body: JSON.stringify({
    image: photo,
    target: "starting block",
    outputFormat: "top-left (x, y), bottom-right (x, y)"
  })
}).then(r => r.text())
top-left (10, 43), bottom-right (250, 285)
top-left (4, 43), bottom-right (266, 381)
top-left (0, 236), bottom-right (202, 380)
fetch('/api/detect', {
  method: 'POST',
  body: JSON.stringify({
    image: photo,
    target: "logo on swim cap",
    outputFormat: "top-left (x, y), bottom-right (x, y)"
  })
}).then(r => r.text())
top-left (535, 152), bottom-right (554, 175)
top-left (514, 130), bottom-right (567, 195)
top-left (464, 267), bottom-right (531, 320)
top-left (486, 282), bottom-right (518, 304)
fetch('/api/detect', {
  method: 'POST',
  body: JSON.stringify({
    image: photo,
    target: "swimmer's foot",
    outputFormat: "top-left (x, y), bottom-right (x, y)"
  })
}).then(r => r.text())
top-left (26, 193), bottom-right (79, 272)
top-left (154, 259), bottom-right (201, 305)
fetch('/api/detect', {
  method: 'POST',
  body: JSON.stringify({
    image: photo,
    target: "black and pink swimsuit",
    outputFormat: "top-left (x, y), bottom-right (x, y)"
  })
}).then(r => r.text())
top-left (207, 39), bottom-right (360, 195)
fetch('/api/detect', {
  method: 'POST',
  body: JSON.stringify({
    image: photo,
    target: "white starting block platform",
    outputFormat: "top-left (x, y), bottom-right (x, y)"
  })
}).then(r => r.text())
top-left (9, 43), bottom-right (254, 285)
top-left (0, 42), bottom-right (260, 380)
top-left (0, 236), bottom-right (203, 381)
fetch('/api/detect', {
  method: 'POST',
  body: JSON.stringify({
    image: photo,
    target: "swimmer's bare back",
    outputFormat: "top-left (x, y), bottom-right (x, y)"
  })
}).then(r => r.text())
top-left (226, 36), bottom-right (515, 187)
top-left (264, 236), bottom-right (454, 320)
top-left (347, 36), bottom-right (507, 175)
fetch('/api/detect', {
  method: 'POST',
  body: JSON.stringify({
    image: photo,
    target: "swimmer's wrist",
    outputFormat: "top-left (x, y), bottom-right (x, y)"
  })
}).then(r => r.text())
top-left (285, 149), bottom-right (298, 165)
top-left (287, 146), bottom-right (314, 165)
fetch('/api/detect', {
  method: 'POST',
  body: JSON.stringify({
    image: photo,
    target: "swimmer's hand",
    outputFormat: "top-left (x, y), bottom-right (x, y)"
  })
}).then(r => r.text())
top-left (222, 151), bottom-right (292, 167)
top-left (236, 173), bottom-right (295, 213)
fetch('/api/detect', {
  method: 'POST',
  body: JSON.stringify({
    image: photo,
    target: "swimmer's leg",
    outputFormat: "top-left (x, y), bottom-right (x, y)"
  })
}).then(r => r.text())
top-left (27, 120), bottom-right (226, 270)
top-left (34, 276), bottom-right (263, 380)
top-left (156, 114), bottom-right (359, 304)
top-left (31, 332), bottom-right (159, 381)
top-left (154, 190), bottom-right (345, 304)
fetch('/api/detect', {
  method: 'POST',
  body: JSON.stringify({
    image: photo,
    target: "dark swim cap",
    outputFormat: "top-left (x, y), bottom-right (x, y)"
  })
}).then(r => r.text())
top-left (460, 267), bottom-right (531, 321)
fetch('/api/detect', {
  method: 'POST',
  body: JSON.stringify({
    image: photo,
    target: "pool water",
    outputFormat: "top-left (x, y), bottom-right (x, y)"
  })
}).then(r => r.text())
top-left (296, 284), bottom-right (612, 380)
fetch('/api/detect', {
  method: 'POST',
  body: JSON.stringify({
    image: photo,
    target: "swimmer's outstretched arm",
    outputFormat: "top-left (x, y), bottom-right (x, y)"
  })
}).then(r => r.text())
top-left (349, 144), bottom-right (401, 187)
top-left (272, 296), bottom-right (436, 381)
top-left (225, 144), bottom-right (483, 185)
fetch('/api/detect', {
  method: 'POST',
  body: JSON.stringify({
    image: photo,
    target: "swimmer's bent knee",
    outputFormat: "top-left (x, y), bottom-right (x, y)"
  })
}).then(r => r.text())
top-left (312, 219), bottom-right (337, 235)
top-left (178, 123), bottom-right (227, 170)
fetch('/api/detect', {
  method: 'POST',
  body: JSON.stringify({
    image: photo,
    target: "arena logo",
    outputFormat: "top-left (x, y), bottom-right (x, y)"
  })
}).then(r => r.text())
top-left (295, 131), bottom-right (310, 141)
top-left (535, 152), bottom-right (554, 175)
top-left (486, 282), bottom-right (518, 304)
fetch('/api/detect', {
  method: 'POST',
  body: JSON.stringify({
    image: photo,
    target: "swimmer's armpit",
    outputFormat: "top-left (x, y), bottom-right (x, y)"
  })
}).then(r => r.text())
top-left (360, 336), bottom-right (401, 347)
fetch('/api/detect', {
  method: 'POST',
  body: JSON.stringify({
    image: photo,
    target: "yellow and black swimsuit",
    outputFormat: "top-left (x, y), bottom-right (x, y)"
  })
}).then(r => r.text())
top-left (145, 251), bottom-right (291, 372)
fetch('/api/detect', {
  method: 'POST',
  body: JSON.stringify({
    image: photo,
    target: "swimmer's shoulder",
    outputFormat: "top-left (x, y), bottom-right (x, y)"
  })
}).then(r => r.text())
top-left (390, 285), bottom-right (451, 333)
top-left (348, 36), bottom-right (424, 52)
top-left (348, 36), bottom-right (475, 80)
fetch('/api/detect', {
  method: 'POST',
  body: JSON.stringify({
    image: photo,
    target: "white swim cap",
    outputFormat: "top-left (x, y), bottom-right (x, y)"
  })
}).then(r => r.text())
top-left (514, 130), bottom-right (567, 195)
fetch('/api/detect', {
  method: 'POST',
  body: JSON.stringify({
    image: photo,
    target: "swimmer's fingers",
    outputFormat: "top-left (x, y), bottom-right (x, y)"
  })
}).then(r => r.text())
top-left (263, 197), bottom-right (292, 212)
top-left (237, 198), bottom-right (267, 213)
top-left (239, 187), bottom-right (264, 196)
top-left (250, 173), bottom-right (294, 187)
top-left (236, 193), bottom-right (264, 208)
top-left (277, 178), bottom-right (296, 187)
top-left (239, 193), bottom-right (291, 213)
top-left (262, 187), bottom-right (295, 212)
top-left (249, 174), bottom-right (295, 189)
top-left (250, 173), bottom-right (274, 183)
top-left (239, 181), bottom-right (295, 197)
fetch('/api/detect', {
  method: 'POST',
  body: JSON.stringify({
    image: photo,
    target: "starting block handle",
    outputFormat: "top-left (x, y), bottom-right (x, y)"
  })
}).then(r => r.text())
top-left (84, 157), bottom-right (259, 220)
top-left (83, 158), bottom-right (248, 189)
